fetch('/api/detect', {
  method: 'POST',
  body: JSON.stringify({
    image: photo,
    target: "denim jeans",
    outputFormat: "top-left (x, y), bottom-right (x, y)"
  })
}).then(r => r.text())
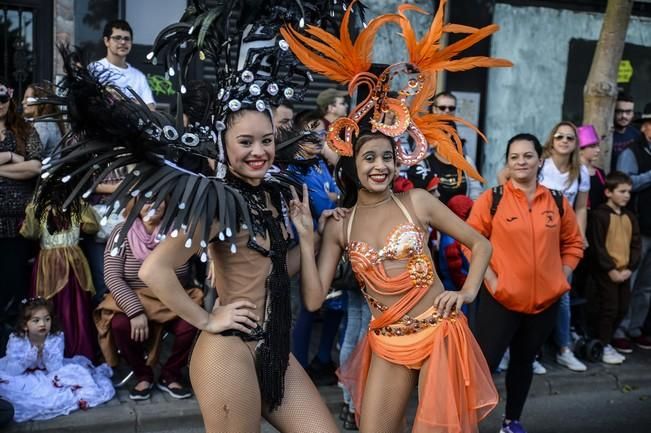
top-left (616, 235), bottom-right (651, 338)
top-left (554, 291), bottom-right (571, 349)
top-left (339, 290), bottom-right (371, 410)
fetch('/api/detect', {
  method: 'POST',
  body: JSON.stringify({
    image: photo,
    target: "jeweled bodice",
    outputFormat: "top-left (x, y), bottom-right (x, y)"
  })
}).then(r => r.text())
top-left (347, 221), bottom-right (434, 293)
top-left (348, 222), bottom-right (426, 264)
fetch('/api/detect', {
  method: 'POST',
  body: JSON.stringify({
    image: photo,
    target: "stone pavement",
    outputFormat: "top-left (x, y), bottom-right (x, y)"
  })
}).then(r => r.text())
top-left (3, 348), bottom-right (650, 433)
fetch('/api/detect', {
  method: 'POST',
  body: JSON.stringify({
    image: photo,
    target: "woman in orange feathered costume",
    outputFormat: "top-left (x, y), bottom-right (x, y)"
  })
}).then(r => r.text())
top-left (285, 1), bottom-right (511, 432)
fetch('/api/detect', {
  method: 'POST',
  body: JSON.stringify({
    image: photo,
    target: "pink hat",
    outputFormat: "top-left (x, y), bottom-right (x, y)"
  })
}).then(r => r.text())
top-left (577, 125), bottom-right (599, 148)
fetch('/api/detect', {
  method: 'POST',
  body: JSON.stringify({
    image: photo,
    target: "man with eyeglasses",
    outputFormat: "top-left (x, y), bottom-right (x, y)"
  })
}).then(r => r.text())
top-left (85, 20), bottom-right (156, 310)
top-left (89, 20), bottom-right (156, 110)
top-left (612, 92), bottom-right (641, 172)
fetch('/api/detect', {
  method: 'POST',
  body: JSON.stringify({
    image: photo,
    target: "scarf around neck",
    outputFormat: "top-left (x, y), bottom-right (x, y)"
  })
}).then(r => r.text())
top-left (128, 217), bottom-right (161, 262)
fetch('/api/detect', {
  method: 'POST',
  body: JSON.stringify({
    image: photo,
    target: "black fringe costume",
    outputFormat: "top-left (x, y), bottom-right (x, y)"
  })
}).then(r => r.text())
top-left (33, 0), bottom-right (368, 412)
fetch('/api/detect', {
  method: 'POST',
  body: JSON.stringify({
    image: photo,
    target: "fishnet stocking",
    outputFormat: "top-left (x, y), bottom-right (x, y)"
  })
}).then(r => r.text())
top-left (190, 333), bottom-right (338, 433)
top-left (359, 353), bottom-right (418, 433)
top-left (262, 354), bottom-right (339, 433)
top-left (190, 332), bottom-right (261, 433)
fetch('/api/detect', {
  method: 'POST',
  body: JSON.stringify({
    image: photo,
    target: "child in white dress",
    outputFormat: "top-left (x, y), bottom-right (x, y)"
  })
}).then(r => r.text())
top-left (0, 298), bottom-right (115, 422)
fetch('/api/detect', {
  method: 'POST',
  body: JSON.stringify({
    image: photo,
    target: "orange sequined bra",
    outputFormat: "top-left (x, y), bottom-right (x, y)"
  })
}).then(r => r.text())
top-left (346, 195), bottom-right (451, 336)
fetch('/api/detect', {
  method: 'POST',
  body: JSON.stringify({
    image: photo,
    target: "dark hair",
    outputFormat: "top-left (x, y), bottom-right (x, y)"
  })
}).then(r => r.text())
top-left (336, 133), bottom-right (395, 208)
top-left (1, 79), bottom-right (33, 156)
top-left (274, 101), bottom-right (294, 111)
top-left (605, 170), bottom-right (632, 192)
top-left (295, 109), bottom-right (325, 129)
top-left (434, 91), bottom-right (457, 103)
top-left (181, 80), bottom-right (215, 125)
top-left (14, 297), bottom-right (60, 338)
top-left (616, 92), bottom-right (634, 104)
top-left (103, 19), bottom-right (133, 39)
top-left (224, 107), bottom-right (272, 130)
top-left (34, 163), bottom-right (83, 233)
top-left (504, 133), bottom-right (543, 162)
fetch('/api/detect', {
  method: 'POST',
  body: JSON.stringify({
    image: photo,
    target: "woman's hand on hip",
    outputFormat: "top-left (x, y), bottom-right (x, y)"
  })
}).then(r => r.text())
top-left (434, 290), bottom-right (472, 318)
top-left (130, 313), bottom-right (149, 342)
top-left (204, 299), bottom-right (259, 334)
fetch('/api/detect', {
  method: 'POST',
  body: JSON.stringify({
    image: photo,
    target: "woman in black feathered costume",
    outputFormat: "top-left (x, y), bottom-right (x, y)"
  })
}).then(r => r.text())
top-left (33, 1), bottom-right (370, 431)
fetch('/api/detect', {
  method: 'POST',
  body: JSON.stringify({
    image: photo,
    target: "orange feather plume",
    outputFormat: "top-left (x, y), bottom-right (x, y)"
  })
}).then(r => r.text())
top-left (414, 114), bottom-right (485, 182)
top-left (280, 3), bottom-right (401, 84)
top-left (397, 0), bottom-right (512, 74)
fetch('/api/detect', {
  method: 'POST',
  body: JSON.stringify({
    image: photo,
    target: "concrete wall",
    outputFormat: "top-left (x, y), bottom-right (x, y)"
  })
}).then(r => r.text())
top-left (53, 0), bottom-right (74, 75)
top-left (126, 0), bottom-right (186, 45)
top-left (483, 3), bottom-right (651, 186)
top-left (368, 0), bottom-right (434, 65)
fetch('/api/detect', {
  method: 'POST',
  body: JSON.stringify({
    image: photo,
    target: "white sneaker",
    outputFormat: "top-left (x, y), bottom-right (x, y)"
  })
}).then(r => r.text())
top-left (602, 345), bottom-right (625, 365)
top-left (532, 360), bottom-right (547, 375)
top-left (498, 349), bottom-right (510, 371)
top-left (556, 350), bottom-right (587, 372)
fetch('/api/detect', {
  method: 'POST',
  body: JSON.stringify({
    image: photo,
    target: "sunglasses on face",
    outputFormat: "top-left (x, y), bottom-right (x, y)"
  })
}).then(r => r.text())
top-left (110, 35), bottom-right (132, 43)
top-left (0, 95), bottom-right (10, 104)
top-left (553, 133), bottom-right (576, 142)
top-left (436, 105), bottom-right (456, 112)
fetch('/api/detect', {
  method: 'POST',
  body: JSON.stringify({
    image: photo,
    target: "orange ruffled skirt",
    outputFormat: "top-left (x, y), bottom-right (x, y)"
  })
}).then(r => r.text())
top-left (338, 307), bottom-right (498, 433)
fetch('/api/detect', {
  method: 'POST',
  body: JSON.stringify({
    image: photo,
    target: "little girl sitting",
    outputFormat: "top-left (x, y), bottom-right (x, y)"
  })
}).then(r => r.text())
top-left (0, 298), bottom-right (114, 422)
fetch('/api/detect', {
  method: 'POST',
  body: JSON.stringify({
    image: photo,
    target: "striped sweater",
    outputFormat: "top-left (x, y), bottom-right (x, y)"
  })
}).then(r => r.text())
top-left (103, 223), bottom-right (191, 318)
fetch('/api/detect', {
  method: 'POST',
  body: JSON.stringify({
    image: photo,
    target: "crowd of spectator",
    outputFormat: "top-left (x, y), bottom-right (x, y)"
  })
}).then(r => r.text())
top-left (0, 17), bottom-right (649, 431)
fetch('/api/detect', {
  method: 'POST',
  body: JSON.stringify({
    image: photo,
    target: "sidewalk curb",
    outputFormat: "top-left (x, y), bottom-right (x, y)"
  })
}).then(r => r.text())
top-left (4, 405), bottom-right (136, 433)
top-left (6, 365), bottom-right (649, 432)
top-left (4, 399), bottom-right (202, 433)
top-left (493, 366), bottom-right (651, 398)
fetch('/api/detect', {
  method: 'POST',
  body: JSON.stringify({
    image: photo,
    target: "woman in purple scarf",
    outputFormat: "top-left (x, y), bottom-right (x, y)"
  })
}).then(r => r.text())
top-left (94, 200), bottom-right (203, 401)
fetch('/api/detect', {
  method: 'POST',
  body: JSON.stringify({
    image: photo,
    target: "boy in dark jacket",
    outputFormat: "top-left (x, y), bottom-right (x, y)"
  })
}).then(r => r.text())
top-left (587, 171), bottom-right (641, 364)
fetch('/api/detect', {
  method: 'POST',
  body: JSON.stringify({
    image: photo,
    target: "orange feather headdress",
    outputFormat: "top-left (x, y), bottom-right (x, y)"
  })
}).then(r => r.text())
top-left (280, 0), bottom-right (512, 176)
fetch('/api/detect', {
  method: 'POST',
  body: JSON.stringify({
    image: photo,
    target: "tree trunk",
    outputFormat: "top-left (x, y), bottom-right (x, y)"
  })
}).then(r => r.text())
top-left (582, 0), bottom-right (633, 172)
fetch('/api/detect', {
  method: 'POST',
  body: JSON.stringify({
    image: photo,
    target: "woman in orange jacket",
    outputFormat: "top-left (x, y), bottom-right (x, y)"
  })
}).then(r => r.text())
top-left (465, 133), bottom-right (584, 433)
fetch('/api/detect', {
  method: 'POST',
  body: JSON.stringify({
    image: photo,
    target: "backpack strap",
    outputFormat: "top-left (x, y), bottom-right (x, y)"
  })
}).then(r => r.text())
top-left (490, 185), bottom-right (504, 217)
top-left (491, 184), bottom-right (564, 220)
top-left (549, 189), bottom-right (565, 218)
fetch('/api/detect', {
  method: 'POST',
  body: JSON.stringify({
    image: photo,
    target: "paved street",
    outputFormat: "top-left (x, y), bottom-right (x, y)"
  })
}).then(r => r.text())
top-left (4, 349), bottom-right (650, 433)
top-left (478, 386), bottom-right (651, 433)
